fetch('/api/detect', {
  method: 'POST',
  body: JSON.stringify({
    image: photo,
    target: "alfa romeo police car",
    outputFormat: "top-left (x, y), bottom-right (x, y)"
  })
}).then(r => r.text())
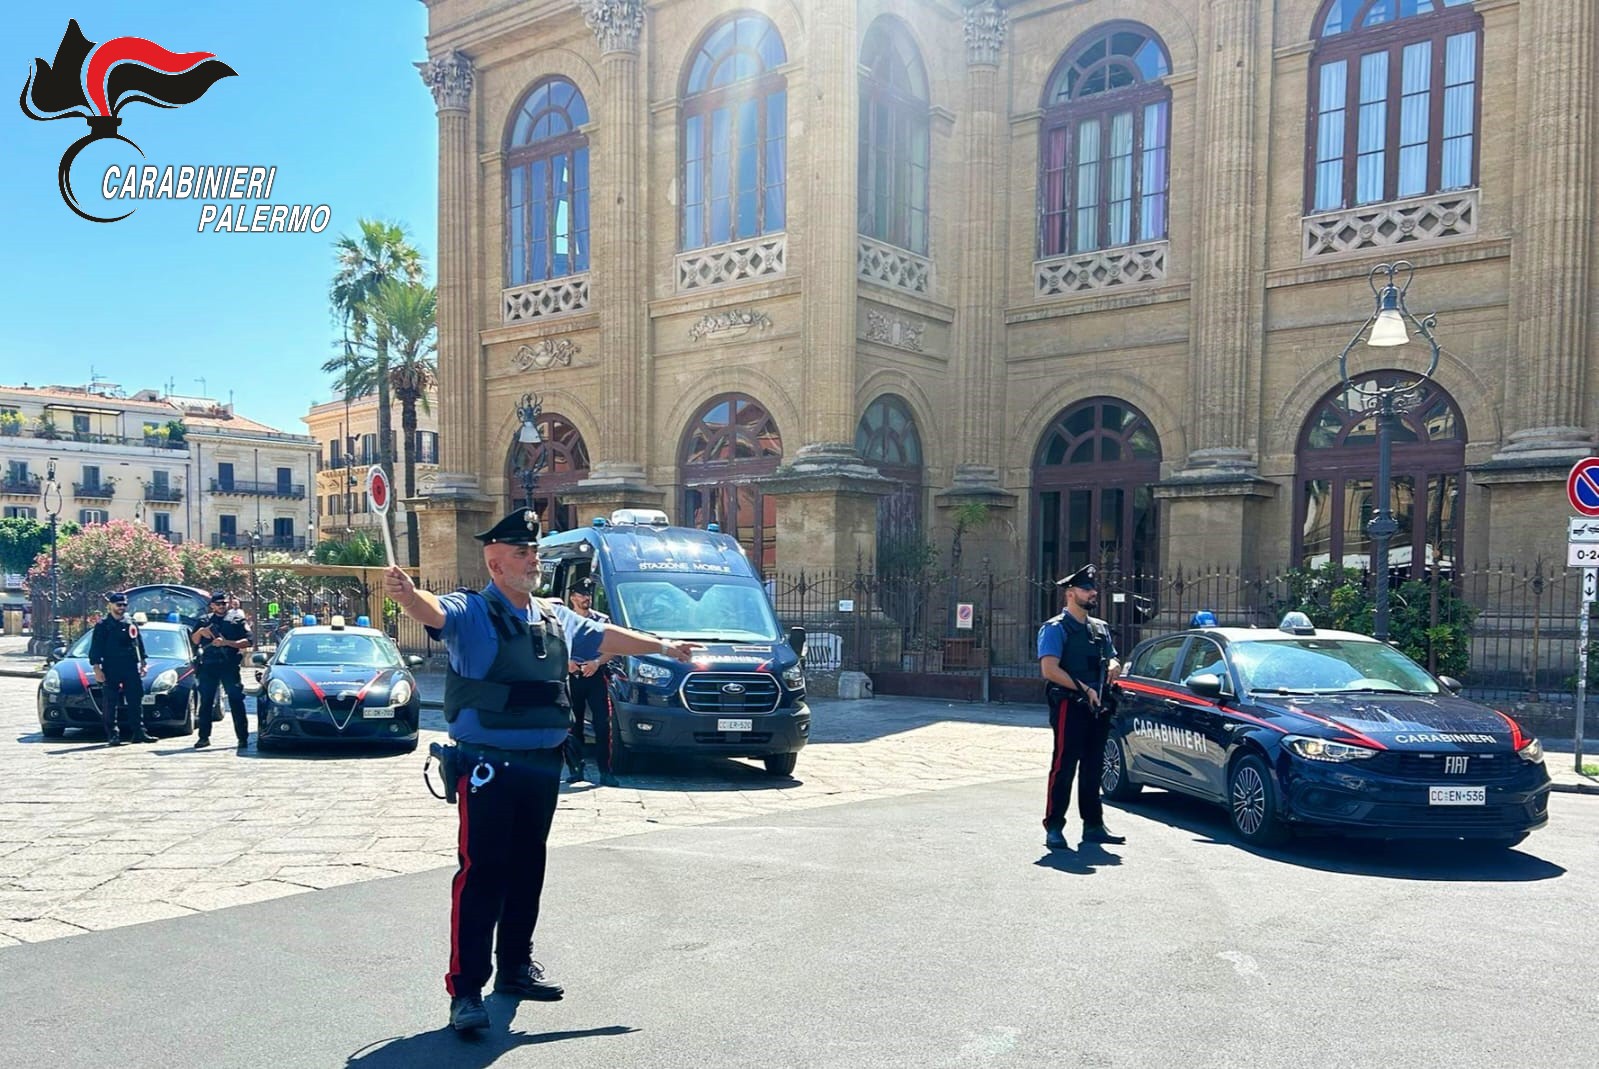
top-left (38, 617), bottom-right (202, 738)
top-left (253, 617), bottom-right (424, 753)
top-left (1101, 613), bottom-right (1551, 848)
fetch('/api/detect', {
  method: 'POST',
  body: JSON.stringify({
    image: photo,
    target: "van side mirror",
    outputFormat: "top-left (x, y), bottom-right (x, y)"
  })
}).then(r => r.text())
top-left (251, 652), bottom-right (269, 666)
top-left (406, 655), bottom-right (425, 668)
top-left (1437, 675), bottom-right (1463, 694)
top-left (1186, 673), bottom-right (1225, 700)
top-left (788, 625), bottom-right (807, 658)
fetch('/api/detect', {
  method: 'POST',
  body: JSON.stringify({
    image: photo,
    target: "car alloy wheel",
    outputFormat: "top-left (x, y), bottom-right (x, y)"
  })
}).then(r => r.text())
top-left (1231, 764), bottom-right (1266, 835)
top-left (1101, 735), bottom-right (1143, 801)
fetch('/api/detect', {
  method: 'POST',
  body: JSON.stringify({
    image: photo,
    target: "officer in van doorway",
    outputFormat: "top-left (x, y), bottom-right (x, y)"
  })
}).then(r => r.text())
top-left (1037, 564), bottom-right (1124, 850)
top-left (384, 508), bottom-right (696, 1035)
top-left (563, 575), bottom-right (618, 787)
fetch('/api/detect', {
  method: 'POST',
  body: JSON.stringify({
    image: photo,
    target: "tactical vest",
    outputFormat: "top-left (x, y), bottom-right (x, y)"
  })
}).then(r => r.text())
top-left (442, 590), bottom-right (572, 730)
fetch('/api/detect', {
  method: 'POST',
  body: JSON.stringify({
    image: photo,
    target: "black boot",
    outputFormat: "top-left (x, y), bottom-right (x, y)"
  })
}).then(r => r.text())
top-left (1083, 824), bottom-right (1126, 845)
top-left (449, 993), bottom-right (489, 1033)
top-left (493, 960), bottom-right (564, 1001)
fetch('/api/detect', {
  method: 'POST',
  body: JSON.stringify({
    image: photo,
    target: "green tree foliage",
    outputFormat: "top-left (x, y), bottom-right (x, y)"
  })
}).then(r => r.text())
top-left (0, 517), bottom-right (78, 575)
top-left (174, 540), bottom-right (243, 592)
top-left (1281, 563), bottom-right (1477, 679)
top-left (312, 535), bottom-right (387, 567)
top-left (26, 521), bottom-right (181, 616)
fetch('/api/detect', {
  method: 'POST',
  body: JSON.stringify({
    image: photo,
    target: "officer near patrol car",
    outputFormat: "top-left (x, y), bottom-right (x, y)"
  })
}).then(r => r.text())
top-left (563, 574), bottom-right (618, 787)
top-left (1037, 563), bottom-right (1125, 849)
top-left (384, 507), bottom-right (696, 1036)
top-left (88, 592), bottom-right (151, 745)
top-left (190, 591), bottom-right (252, 752)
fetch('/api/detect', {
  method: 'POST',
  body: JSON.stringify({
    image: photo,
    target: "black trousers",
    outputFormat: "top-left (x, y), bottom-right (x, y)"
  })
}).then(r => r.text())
top-left (566, 672), bottom-right (614, 774)
top-left (197, 664), bottom-right (247, 742)
top-left (1043, 696), bottom-right (1109, 831)
top-left (445, 745), bottom-right (562, 998)
top-left (100, 663), bottom-right (143, 738)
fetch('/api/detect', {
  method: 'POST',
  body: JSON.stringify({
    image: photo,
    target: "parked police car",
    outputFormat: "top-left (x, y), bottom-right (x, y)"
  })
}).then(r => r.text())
top-left (538, 509), bottom-right (809, 776)
top-left (38, 618), bottom-right (202, 738)
top-left (253, 617), bottom-right (425, 753)
top-left (1102, 613), bottom-right (1551, 848)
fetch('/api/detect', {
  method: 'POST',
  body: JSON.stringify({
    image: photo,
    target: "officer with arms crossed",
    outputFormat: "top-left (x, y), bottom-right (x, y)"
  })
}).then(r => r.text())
top-left (1037, 564), bottom-right (1124, 849)
top-left (384, 508), bottom-right (695, 1035)
top-left (89, 592), bottom-right (151, 745)
top-left (190, 591), bottom-right (252, 752)
top-left (563, 574), bottom-right (618, 787)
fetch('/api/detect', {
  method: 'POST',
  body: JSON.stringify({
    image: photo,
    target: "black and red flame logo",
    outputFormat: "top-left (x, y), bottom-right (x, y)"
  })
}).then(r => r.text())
top-left (19, 19), bottom-right (236, 222)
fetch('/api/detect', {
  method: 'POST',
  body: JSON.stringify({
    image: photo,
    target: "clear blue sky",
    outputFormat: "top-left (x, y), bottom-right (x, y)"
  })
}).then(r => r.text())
top-left (1, 1), bottom-right (436, 433)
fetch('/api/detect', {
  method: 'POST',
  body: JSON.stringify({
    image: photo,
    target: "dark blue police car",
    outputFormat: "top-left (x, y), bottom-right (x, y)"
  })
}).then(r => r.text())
top-left (38, 619), bottom-right (202, 738)
top-left (1102, 613), bottom-right (1551, 848)
top-left (538, 509), bottom-right (809, 776)
top-left (253, 618), bottom-right (425, 753)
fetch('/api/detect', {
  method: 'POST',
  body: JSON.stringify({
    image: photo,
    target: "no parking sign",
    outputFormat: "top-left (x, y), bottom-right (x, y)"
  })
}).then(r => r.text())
top-left (1567, 457), bottom-right (1599, 517)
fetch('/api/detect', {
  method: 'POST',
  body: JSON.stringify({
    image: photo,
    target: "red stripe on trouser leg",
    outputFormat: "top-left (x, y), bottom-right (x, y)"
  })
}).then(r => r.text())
top-left (1044, 700), bottom-right (1068, 826)
top-left (605, 688), bottom-right (615, 772)
top-left (445, 774), bottom-right (470, 996)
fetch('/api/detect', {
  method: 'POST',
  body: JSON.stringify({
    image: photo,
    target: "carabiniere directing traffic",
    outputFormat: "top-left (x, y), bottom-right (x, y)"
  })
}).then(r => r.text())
top-left (1101, 611), bottom-right (1551, 848)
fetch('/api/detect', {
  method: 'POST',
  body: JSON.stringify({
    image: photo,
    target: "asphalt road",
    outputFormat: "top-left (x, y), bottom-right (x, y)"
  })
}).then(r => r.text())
top-left (0, 775), bottom-right (1593, 1069)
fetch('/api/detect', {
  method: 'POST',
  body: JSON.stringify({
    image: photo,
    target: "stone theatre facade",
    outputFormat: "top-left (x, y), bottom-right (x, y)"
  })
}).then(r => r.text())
top-left (415, 0), bottom-right (1596, 589)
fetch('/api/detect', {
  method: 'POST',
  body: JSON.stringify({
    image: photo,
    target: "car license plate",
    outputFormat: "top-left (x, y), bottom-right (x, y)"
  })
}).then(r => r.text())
top-left (717, 718), bottom-right (753, 732)
top-left (1429, 785), bottom-right (1485, 805)
top-left (361, 707), bottom-right (394, 719)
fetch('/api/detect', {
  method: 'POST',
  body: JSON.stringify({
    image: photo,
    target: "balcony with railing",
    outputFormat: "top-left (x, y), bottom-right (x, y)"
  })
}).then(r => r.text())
top-left (212, 533), bottom-right (307, 551)
top-left (1, 476), bottom-right (37, 497)
top-left (73, 481), bottom-right (114, 499)
top-left (144, 485), bottom-right (183, 502)
top-left (209, 478), bottom-right (305, 499)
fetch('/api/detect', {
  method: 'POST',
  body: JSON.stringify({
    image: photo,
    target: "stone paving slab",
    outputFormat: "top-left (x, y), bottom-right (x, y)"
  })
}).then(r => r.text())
top-left (0, 673), bottom-right (1045, 943)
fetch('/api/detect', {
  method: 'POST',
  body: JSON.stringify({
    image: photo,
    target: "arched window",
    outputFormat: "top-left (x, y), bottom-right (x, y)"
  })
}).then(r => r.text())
top-left (505, 78), bottom-right (590, 284)
top-left (1039, 24), bottom-right (1171, 257)
top-left (680, 394), bottom-right (782, 571)
top-left (505, 413), bottom-right (590, 533)
top-left (681, 14), bottom-right (788, 251)
top-left (858, 18), bottom-right (930, 255)
top-left (1307, 0), bottom-right (1481, 212)
top-left (1296, 373), bottom-right (1465, 575)
top-left (856, 395), bottom-right (924, 566)
top-left (1032, 398), bottom-right (1161, 619)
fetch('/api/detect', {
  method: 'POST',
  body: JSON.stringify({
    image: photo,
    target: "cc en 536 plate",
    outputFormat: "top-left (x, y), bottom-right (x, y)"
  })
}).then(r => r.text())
top-left (717, 718), bottom-right (753, 732)
top-left (361, 707), bottom-right (395, 719)
top-left (1428, 785), bottom-right (1486, 805)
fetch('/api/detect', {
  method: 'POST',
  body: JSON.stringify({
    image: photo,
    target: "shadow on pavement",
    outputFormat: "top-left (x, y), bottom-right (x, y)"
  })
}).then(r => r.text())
top-left (1112, 790), bottom-right (1567, 882)
top-left (346, 1020), bottom-right (637, 1067)
top-left (1034, 841), bottom-right (1124, 875)
top-left (606, 752), bottom-right (803, 793)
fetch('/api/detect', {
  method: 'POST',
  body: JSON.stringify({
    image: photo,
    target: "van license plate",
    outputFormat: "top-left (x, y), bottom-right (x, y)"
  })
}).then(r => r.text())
top-left (718, 718), bottom-right (753, 732)
top-left (1428, 786), bottom-right (1485, 805)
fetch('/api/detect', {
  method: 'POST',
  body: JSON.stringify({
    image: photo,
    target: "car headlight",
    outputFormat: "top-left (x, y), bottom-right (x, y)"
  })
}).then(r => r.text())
top-left (633, 659), bottom-right (673, 685)
top-left (781, 664), bottom-right (804, 688)
top-left (150, 668), bottom-right (179, 694)
top-left (42, 669), bottom-right (61, 694)
top-left (388, 679), bottom-right (413, 707)
top-left (266, 678), bottom-right (293, 705)
top-left (1285, 735), bottom-right (1379, 762)
top-left (1517, 737), bottom-right (1544, 763)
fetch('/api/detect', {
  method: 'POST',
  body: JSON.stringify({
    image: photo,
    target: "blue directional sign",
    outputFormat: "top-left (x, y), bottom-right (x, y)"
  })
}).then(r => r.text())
top-left (1569, 458), bottom-right (1599, 517)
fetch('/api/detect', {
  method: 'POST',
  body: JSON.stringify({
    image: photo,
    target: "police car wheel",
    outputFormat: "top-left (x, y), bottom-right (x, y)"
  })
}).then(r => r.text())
top-left (182, 690), bottom-right (198, 735)
top-left (762, 752), bottom-right (798, 777)
top-left (1227, 753), bottom-right (1287, 847)
top-left (1101, 735), bottom-right (1142, 801)
top-left (40, 722), bottom-right (65, 739)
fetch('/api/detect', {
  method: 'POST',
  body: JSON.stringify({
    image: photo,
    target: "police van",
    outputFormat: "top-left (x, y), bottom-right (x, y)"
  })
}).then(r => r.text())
top-left (538, 509), bottom-right (809, 776)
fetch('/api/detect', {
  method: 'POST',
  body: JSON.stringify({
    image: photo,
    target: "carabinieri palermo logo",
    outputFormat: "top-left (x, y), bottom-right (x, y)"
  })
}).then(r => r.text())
top-left (20, 19), bottom-right (236, 223)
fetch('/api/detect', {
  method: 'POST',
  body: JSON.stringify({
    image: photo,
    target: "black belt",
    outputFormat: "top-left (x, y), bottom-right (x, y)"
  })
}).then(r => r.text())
top-left (456, 742), bottom-right (562, 763)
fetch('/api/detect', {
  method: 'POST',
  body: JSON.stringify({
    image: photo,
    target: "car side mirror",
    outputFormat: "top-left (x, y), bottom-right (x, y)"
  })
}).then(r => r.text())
top-left (48, 645), bottom-right (67, 663)
top-left (788, 625), bottom-right (806, 658)
top-left (1437, 675), bottom-right (1463, 694)
top-left (250, 652), bottom-right (269, 666)
top-left (1186, 673), bottom-right (1226, 700)
top-left (406, 655), bottom-right (425, 668)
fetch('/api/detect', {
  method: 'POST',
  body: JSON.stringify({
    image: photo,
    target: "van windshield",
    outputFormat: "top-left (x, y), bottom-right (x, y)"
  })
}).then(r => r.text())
top-left (612, 575), bottom-right (780, 642)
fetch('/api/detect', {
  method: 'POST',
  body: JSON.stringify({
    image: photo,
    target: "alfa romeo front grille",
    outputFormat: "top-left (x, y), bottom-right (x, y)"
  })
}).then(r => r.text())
top-left (680, 672), bottom-right (780, 714)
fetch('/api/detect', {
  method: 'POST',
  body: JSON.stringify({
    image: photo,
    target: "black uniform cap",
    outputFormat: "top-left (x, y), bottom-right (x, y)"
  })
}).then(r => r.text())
top-left (571, 575), bottom-right (597, 596)
top-left (474, 508), bottom-right (541, 546)
top-left (106, 592), bottom-right (129, 605)
top-left (1056, 563), bottom-right (1097, 590)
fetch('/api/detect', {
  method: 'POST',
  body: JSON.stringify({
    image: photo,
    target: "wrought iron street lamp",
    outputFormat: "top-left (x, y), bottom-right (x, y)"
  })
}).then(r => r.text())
top-left (1336, 260), bottom-right (1442, 642)
top-left (513, 392), bottom-right (549, 515)
top-left (38, 457), bottom-right (64, 650)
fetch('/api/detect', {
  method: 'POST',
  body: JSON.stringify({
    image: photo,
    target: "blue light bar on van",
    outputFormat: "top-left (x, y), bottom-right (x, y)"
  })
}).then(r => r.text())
top-left (707, 522), bottom-right (720, 533)
top-left (592, 517), bottom-right (608, 527)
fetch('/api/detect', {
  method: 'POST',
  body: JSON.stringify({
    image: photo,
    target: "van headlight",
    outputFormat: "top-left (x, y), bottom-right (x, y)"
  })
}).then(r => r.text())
top-left (42, 669), bottom-right (62, 694)
top-left (781, 664), bottom-right (804, 688)
top-left (150, 668), bottom-right (179, 694)
top-left (1284, 735), bottom-right (1378, 762)
top-left (633, 659), bottom-right (673, 685)
top-left (266, 678), bottom-right (293, 705)
top-left (388, 679), bottom-right (413, 707)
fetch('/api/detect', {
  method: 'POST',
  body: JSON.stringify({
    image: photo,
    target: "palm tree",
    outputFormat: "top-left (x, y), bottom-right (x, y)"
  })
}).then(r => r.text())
top-left (329, 219), bottom-right (422, 475)
top-left (369, 279), bottom-right (437, 566)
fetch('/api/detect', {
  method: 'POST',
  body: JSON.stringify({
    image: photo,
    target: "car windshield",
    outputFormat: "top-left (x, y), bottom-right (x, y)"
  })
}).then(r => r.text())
top-left (138, 628), bottom-right (190, 660)
top-left (275, 633), bottom-right (401, 667)
top-left (1228, 638), bottom-right (1441, 695)
top-left (612, 575), bottom-right (780, 642)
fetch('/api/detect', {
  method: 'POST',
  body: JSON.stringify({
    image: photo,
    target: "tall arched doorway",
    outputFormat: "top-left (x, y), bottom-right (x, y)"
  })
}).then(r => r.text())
top-left (504, 412), bottom-right (589, 533)
top-left (1032, 397), bottom-right (1161, 616)
top-left (856, 394), bottom-right (924, 570)
top-left (1296, 372), bottom-right (1465, 576)
top-left (680, 394), bottom-right (782, 572)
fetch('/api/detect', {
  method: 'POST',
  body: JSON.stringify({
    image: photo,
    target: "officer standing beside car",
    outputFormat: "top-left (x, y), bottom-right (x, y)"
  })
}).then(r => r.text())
top-left (190, 591), bottom-right (252, 752)
top-left (1037, 564), bottom-right (1124, 849)
top-left (89, 592), bottom-right (152, 746)
top-left (383, 508), bottom-right (696, 1036)
top-left (563, 574), bottom-right (618, 787)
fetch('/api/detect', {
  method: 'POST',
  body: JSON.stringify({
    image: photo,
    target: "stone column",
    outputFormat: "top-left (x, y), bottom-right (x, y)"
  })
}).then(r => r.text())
top-left (417, 51), bottom-right (495, 582)
top-left (578, 0), bottom-right (654, 493)
top-left (1158, 0), bottom-right (1274, 573)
